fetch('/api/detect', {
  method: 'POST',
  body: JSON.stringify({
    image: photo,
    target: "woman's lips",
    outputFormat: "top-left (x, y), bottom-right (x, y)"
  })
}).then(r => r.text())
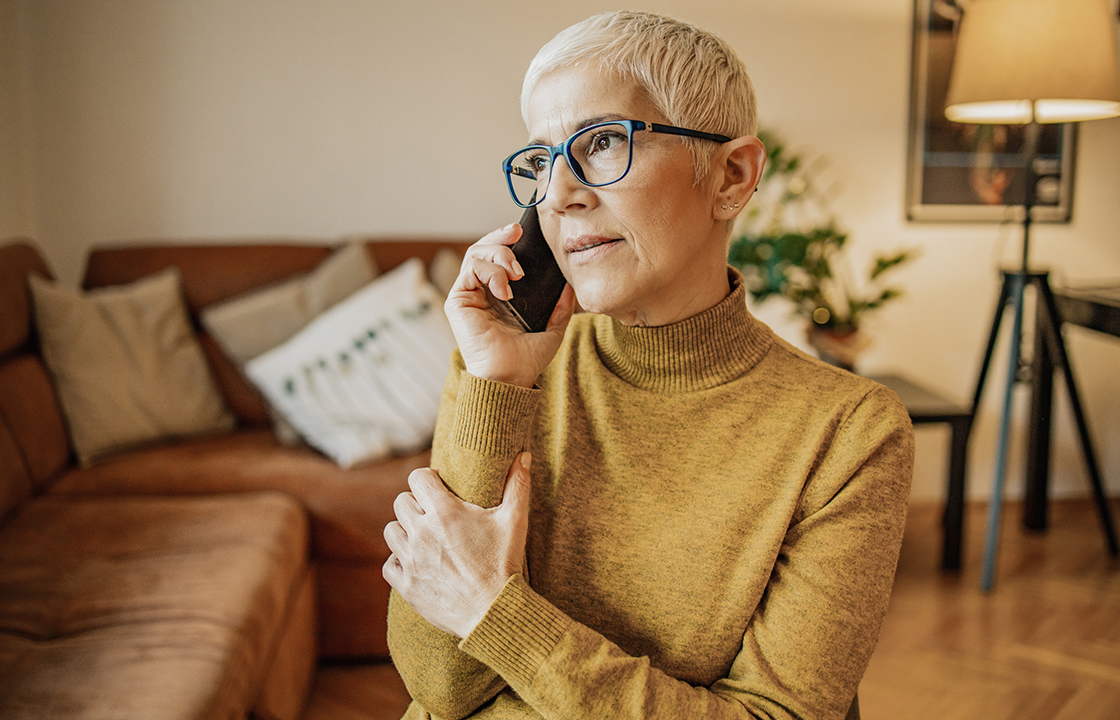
top-left (565, 235), bottom-right (622, 263)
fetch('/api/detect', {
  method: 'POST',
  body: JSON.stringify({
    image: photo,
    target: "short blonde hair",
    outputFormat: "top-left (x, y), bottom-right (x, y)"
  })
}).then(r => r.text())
top-left (521, 11), bottom-right (758, 183)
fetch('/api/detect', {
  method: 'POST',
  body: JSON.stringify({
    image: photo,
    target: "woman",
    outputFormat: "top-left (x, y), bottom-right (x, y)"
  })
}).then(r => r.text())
top-left (383, 11), bottom-right (913, 720)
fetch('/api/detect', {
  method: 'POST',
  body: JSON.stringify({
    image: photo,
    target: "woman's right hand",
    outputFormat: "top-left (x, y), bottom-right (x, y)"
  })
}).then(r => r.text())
top-left (445, 223), bottom-right (575, 388)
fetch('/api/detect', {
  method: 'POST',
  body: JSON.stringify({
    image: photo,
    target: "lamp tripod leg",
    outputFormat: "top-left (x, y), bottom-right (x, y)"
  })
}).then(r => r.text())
top-left (970, 274), bottom-right (1013, 416)
top-left (981, 272), bottom-right (1027, 592)
top-left (960, 272), bottom-right (1013, 571)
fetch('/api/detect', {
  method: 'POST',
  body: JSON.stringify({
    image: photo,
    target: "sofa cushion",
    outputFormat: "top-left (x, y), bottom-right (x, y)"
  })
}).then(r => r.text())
top-left (47, 428), bottom-right (422, 562)
top-left (47, 430), bottom-right (422, 658)
top-left (0, 420), bottom-right (31, 522)
top-left (0, 240), bottom-right (52, 359)
top-left (0, 241), bottom-right (71, 514)
top-left (317, 561), bottom-right (396, 659)
top-left (83, 243), bottom-right (338, 313)
top-left (0, 493), bottom-right (309, 719)
top-left (29, 269), bottom-right (236, 466)
top-left (254, 569), bottom-right (317, 720)
top-left (246, 258), bottom-right (455, 468)
top-left (0, 355), bottom-right (71, 492)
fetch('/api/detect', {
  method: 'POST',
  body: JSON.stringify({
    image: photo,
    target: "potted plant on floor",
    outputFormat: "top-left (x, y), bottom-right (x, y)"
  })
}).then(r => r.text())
top-left (729, 130), bottom-right (916, 371)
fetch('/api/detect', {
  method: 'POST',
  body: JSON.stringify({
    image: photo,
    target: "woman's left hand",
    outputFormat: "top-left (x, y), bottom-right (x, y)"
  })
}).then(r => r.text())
top-left (383, 452), bottom-right (533, 639)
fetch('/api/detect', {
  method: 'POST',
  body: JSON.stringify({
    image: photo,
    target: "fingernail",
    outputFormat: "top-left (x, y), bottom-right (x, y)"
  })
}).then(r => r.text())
top-left (521, 452), bottom-right (532, 471)
top-left (504, 222), bottom-right (517, 231)
top-left (512, 260), bottom-right (524, 277)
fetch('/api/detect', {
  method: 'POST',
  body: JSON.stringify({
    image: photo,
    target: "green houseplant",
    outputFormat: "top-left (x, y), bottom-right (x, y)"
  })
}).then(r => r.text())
top-left (729, 131), bottom-right (915, 370)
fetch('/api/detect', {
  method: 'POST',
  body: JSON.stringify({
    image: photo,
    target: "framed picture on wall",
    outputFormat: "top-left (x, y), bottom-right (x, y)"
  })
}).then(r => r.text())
top-left (906, 0), bottom-right (1077, 222)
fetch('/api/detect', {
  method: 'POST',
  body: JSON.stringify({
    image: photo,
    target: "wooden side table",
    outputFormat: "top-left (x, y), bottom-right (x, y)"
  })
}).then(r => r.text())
top-left (1027, 284), bottom-right (1120, 530)
top-left (869, 374), bottom-right (973, 570)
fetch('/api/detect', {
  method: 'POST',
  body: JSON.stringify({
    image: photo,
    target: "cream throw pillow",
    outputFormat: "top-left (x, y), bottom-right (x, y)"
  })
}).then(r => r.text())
top-left (428, 247), bottom-right (463, 297)
top-left (29, 269), bottom-right (236, 467)
top-left (201, 242), bottom-right (379, 363)
top-left (245, 258), bottom-right (456, 468)
top-left (200, 242), bottom-right (378, 442)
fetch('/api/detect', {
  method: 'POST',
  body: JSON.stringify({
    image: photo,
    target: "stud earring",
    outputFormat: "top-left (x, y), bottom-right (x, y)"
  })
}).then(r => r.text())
top-left (721, 204), bottom-right (728, 210)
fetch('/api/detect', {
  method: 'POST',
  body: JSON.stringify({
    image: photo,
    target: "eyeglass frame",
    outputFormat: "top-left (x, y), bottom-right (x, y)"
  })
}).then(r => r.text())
top-left (501, 119), bottom-right (733, 208)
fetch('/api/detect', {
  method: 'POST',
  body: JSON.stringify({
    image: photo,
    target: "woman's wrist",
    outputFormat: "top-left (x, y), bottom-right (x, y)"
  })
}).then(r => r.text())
top-left (466, 364), bottom-right (539, 389)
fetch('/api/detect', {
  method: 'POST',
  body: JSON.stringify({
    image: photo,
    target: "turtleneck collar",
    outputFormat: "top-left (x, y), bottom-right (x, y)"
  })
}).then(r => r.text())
top-left (592, 267), bottom-right (773, 393)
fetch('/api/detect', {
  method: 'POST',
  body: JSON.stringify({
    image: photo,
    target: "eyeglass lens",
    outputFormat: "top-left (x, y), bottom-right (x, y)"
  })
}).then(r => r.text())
top-left (507, 123), bottom-right (633, 207)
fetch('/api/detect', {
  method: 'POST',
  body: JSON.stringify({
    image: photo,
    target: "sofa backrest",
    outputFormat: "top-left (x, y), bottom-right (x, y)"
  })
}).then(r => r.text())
top-left (82, 240), bottom-right (473, 426)
top-left (0, 241), bottom-right (74, 518)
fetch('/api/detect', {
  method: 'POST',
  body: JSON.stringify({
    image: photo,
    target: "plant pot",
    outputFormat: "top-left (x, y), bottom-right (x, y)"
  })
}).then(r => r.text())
top-left (806, 325), bottom-right (869, 373)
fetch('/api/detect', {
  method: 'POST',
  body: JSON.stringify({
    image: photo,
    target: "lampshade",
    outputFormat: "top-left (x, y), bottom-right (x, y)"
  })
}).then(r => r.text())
top-left (945, 0), bottom-right (1120, 124)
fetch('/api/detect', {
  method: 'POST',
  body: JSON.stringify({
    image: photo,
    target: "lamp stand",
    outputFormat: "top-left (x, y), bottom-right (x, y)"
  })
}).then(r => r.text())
top-left (969, 120), bottom-right (1119, 592)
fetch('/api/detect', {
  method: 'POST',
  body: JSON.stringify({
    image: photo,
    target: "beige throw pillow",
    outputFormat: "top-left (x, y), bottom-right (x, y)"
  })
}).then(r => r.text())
top-left (201, 242), bottom-right (379, 363)
top-left (200, 242), bottom-right (379, 443)
top-left (428, 247), bottom-right (463, 297)
top-left (29, 269), bottom-right (236, 467)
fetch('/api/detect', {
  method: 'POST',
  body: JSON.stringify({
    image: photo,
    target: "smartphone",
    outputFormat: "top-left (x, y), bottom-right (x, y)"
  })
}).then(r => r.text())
top-left (489, 206), bottom-right (567, 333)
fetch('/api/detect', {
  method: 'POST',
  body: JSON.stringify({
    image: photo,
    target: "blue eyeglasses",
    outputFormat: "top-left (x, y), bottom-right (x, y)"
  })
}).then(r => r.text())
top-left (502, 120), bottom-right (732, 208)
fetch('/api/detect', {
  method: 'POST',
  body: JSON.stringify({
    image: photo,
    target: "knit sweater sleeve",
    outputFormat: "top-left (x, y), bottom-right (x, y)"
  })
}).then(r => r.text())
top-left (386, 350), bottom-right (541, 719)
top-left (459, 384), bottom-right (914, 720)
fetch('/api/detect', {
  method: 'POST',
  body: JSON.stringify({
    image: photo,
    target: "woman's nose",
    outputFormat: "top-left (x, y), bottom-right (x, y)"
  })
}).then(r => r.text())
top-left (542, 155), bottom-right (594, 212)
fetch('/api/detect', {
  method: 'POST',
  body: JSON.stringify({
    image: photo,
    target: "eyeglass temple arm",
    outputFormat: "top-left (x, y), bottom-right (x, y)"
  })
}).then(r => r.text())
top-left (645, 122), bottom-right (733, 144)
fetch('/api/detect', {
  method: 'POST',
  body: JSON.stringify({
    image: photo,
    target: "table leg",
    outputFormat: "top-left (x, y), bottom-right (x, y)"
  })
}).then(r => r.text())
top-left (1025, 300), bottom-right (1053, 531)
top-left (942, 417), bottom-right (970, 570)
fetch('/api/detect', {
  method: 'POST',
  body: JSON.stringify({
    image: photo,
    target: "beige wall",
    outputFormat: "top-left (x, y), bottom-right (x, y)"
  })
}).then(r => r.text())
top-left (4, 0), bottom-right (1120, 503)
top-left (0, 0), bottom-right (33, 240)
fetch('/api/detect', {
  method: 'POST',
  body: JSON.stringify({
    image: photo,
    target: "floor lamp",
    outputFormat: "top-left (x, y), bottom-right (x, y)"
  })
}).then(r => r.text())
top-left (944, 0), bottom-right (1120, 592)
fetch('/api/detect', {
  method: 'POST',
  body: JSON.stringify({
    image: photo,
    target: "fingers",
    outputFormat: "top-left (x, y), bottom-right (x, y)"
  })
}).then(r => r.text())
top-left (383, 519), bottom-right (407, 554)
top-left (498, 452), bottom-right (532, 578)
top-left (383, 473), bottom-right (438, 588)
top-left (392, 491), bottom-right (422, 531)
top-left (454, 225), bottom-right (525, 301)
top-left (501, 452), bottom-right (533, 513)
top-left (382, 520), bottom-right (407, 586)
top-left (406, 466), bottom-right (457, 513)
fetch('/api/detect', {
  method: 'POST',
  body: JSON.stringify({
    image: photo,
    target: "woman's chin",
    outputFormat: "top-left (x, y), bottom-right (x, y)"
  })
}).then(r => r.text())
top-left (570, 284), bottom-right (631, 320)
top-left (569, 284), bottom-right (609, 316)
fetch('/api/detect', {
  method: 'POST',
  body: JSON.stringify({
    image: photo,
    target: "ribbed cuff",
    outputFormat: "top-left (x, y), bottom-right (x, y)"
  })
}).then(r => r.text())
top-left (451, 372), bottom-right (540, 456)
top-left (459, 574), bottom-right (571, 690)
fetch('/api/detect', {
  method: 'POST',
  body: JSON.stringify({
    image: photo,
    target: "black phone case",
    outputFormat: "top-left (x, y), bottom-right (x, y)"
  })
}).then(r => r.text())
top-left (492, 206), bottom-right (567, 333)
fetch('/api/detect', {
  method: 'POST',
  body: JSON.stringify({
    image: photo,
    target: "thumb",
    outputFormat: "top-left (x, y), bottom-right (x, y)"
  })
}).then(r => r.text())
top-left (501, 451), bottom-right (533, 513)
top-left (545, 284), bottom-right (576, 335)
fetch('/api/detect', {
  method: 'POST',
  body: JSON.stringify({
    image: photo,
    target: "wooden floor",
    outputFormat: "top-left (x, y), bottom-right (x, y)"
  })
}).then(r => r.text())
top-left (861, 498), bottom-right (1120, 720)
top-left (303, 661), bottom-right (411, 720)
top-left (302, 498), bottom-right (1120, 719)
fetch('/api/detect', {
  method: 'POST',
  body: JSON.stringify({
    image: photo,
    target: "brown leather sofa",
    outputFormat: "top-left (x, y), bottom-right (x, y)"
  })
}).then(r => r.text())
top-left (0, 238), bottom-right (470, 718)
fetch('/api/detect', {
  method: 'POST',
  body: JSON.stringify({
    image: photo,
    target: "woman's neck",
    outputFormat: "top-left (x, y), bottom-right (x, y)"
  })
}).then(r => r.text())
top-left (594, 268), bottom-right (773, 392)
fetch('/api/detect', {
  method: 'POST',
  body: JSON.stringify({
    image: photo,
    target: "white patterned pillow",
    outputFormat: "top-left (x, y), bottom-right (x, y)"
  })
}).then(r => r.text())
top-left (245, 258), bottom-right (456, 468)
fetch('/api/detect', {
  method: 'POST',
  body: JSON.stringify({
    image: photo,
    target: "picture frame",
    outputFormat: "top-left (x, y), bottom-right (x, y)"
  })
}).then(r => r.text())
top-left (906, 0), bottom-right (1077, 223)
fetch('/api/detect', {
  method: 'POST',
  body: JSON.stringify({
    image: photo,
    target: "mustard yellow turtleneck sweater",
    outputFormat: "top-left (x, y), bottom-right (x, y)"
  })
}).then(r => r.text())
top-left (388, 270), bottom-right (914, 720)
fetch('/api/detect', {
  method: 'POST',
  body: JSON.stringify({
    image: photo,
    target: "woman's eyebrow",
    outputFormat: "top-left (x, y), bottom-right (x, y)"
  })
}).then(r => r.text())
top-left (528, 114), bottom-right (629, 146)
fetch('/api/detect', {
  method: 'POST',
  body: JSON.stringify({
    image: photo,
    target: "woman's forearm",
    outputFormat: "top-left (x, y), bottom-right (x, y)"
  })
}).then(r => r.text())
top-left (386, 361), bottom-right (542, 716)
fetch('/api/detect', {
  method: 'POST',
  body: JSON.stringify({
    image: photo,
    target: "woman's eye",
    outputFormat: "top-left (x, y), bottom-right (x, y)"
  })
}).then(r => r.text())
top-left (524, 154), bottom-right (549, 174)
top-left (589, 131), bottom-right (626, 154)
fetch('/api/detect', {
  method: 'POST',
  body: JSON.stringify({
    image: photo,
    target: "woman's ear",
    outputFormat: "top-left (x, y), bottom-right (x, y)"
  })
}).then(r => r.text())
top-left (712, 135), bottom-right (766, 219)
